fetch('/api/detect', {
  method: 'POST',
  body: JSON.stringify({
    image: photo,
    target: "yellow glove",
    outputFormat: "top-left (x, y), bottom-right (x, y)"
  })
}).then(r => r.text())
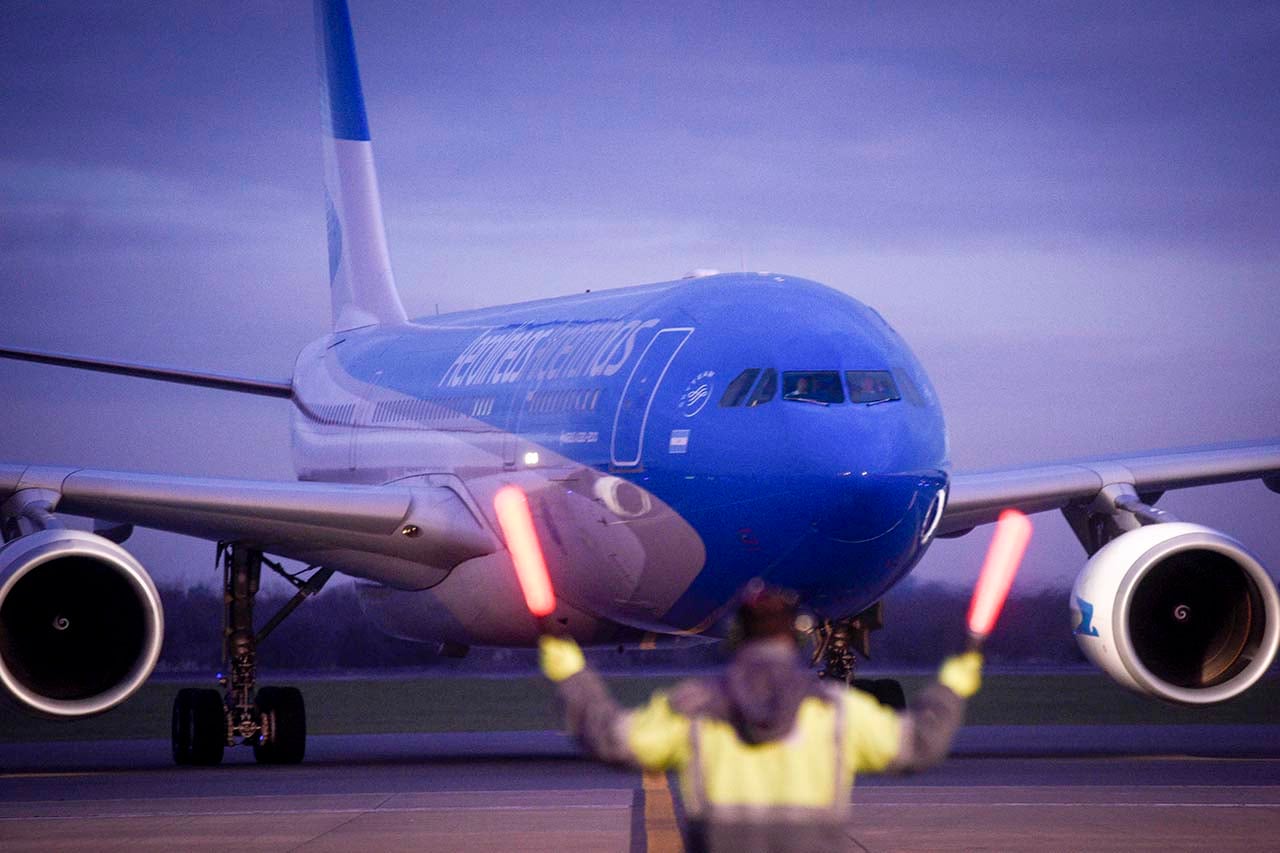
top-left (539, 634), bottom-right (586, 683)
top-left (938, 651), bottom-right (983, 699)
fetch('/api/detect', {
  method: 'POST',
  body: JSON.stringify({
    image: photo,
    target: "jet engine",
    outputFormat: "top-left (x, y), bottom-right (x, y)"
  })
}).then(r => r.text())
top-left (1071, 522), bottom-right (1279, 705)
top-left (0, 528), bottom-right (164, 717)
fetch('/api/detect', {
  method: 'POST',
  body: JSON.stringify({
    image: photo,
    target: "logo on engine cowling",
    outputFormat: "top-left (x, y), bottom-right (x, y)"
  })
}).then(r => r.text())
top-left (1072, 596), bottom-right (1101, 638)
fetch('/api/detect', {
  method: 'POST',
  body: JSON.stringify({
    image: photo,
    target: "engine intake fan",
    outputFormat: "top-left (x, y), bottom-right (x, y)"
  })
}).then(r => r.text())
top-left (0, 529), bottom-right (164, 717)
top-left (1072, 522), bottom-right (1279, 705)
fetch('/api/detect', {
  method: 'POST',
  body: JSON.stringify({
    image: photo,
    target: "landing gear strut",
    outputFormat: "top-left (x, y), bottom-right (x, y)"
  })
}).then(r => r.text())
top-left (810, 603), bottom-right (906, 710)
top-left (171, 544), bottom-right (332, 766)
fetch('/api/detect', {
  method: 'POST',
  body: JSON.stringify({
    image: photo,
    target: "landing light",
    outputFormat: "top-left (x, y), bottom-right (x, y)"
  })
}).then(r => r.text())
top-left (522, 451), bottom-right (540, 467)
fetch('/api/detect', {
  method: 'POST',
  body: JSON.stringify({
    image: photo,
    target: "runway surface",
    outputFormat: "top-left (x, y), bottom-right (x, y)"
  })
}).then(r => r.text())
top-left (2, 730), bottom-right (1278, 851)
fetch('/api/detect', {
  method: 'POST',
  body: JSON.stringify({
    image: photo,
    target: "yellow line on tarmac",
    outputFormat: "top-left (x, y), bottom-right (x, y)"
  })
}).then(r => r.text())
top-left (643, 770), bottom-right (682, 853)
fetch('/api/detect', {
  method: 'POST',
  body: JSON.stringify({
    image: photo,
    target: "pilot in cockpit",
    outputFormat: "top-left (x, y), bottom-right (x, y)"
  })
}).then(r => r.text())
top-left (784, 375), bottom-right (814, 400)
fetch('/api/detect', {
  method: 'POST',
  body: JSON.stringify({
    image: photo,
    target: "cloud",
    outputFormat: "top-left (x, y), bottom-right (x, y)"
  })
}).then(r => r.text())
top-left (0, 160), bottom-right (314, 256)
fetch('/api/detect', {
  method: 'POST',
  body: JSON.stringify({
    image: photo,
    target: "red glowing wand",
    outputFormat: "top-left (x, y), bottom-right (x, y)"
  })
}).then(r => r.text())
top-left (966, 508), bottom-right (1033, 648)
top-left (493, 485), bottom-right (557, 620)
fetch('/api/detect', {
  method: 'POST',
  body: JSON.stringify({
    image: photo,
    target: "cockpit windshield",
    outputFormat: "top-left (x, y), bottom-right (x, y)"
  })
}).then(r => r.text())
top-left (846, 370), bottom-right (900, 404)
top-left (720, 367), bottom-right (902, 408)
top-left (782, 371), bottom-right (844, 404)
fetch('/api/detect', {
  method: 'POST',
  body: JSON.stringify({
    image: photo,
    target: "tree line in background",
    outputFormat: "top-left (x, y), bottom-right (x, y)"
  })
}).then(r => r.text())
top-left (157, 578), bottom-right (1085, 674)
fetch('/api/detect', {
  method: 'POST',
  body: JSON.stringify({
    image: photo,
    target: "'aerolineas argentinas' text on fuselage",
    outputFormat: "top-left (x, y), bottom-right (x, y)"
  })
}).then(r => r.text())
top-left (439, 318), bottom-right (662, 387)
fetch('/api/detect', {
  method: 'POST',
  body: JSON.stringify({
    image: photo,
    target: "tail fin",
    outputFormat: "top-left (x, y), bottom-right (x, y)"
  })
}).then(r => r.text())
top-left (314, 0), bottom-right (407, 331)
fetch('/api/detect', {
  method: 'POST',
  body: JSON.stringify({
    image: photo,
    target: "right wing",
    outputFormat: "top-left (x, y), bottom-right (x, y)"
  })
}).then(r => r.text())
top-left (938, 441), bottom-right (1280, 707)
top-left (939, 441), bottom-right (1280, 537)
top-left (0, 463), bottom-right (496, 588)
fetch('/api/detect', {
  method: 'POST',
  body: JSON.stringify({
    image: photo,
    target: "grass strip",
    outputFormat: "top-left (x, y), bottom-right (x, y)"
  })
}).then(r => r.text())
top-left (1, 672), bottom-right (1275, 743)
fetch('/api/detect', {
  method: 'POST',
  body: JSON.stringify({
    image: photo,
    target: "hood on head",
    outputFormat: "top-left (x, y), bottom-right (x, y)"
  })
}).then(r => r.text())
top-left (722, 637), bottom-right (821, 744)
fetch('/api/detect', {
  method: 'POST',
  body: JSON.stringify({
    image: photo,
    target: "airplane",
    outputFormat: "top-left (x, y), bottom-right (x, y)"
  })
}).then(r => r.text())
top-left (1, 0), bottom-right (1278, 766)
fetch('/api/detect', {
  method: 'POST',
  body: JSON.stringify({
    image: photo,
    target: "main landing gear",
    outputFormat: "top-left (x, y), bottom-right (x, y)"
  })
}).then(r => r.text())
top-left (172, 544), bottom-right (332, 766)
top-left (810, 602), bottom-right (907, 710)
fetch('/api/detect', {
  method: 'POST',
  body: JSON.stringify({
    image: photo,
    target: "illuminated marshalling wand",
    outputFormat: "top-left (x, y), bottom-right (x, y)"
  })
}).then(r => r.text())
top-left (965, 509), bottom-right (1033, 650)
top-left (493, 485), bottom-right (558, 623)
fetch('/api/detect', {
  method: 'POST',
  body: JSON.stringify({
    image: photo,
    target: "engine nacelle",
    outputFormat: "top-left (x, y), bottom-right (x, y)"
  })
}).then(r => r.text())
top-left (0, 529), bottom-right (164, 717)
top-left (1072, 522), bottom-right (1280, 705)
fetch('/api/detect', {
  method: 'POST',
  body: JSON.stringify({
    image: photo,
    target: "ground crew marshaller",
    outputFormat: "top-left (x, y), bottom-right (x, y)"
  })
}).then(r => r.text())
top-left (539, 586), bottom-right (982, 852)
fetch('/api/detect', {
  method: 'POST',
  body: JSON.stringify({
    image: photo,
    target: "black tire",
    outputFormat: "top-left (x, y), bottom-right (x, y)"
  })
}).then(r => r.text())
top-left (854, 677), bottom-right (907, 711)
top-left (172, 688), bottom-right (226, 766)
top-left (253, 686), bottom-right (306, 765)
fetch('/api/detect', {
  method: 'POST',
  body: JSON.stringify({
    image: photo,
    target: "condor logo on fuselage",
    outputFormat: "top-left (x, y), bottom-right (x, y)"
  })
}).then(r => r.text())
top-left (677, 370), bottom-right (715, 418)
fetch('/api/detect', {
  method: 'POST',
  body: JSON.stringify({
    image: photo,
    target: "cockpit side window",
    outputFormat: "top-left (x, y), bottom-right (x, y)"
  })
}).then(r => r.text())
top-left (782, 371), bottom-right (844, 404)
top-left (747, 368), bottom-right (777, 406)
top-left (719, 368), bottom-right (761, 407)
top-left (846, 370), bottom-right (901, 404)
top-left (891, 368), bottom-right (923, 406)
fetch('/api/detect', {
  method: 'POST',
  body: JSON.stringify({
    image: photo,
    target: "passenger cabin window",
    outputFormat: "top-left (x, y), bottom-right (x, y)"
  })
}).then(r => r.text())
top-left (747, 368), bottom-right (776, 406)
top-left (719, 369), bottom-right (761, 407)
top-left (846, 370), bottom-right (900, 404)
top-left (782, 371), bottom-right (844, 404)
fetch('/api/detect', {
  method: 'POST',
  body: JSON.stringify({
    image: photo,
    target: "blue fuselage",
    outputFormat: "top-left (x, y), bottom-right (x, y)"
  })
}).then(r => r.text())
top-left (290, 273), bottom-right (949, 642)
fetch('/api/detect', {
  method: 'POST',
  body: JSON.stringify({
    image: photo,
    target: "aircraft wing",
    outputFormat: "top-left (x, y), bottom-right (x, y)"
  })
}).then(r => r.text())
top-left (0, 463), bottom-right (496, 588)
top-left (939, 441), bottom-right (1280, 537)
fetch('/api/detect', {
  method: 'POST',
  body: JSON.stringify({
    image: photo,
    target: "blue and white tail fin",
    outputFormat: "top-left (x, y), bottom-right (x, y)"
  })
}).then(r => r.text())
top-left (315, 0), bottom-right (407, 331)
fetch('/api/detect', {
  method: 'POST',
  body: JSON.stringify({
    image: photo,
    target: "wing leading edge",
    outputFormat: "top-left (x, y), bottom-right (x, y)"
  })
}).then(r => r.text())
top-left (940, 441), bottom-right (1280, 537)
top-left (0, 463), bottom-right (495, 589)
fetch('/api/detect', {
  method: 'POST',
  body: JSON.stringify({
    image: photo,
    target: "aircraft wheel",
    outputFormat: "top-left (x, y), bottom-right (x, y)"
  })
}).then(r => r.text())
top-left (172, 688), bottom-right (226, 766)
top-left (253, 686), bottom-right (306, 765)
top-left (853, 678), bottom-right (907, 710)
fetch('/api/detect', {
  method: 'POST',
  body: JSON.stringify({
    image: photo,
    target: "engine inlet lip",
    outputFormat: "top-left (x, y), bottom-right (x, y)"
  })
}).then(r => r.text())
top-left (1112, 529), bottom-right (1280, 705)
top-left (0, 529), bottom-right (164, 718)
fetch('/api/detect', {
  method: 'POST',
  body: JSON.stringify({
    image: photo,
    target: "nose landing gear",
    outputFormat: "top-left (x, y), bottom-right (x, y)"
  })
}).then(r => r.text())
top-left (810, 602), bottom-right (906, 710)
top-left (171, 544), bottom-right (331, 766)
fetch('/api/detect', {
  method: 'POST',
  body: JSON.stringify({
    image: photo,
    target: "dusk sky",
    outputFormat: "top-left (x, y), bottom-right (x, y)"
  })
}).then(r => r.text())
top-left (2, 2), bottom-right (1278, 607)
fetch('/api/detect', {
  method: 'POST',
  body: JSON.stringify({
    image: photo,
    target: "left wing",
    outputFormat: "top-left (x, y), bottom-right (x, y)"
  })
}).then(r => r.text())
top-left (0, 461), bottom-right (498, 718)
top-left (940, 441), bottom-right (1280, 538)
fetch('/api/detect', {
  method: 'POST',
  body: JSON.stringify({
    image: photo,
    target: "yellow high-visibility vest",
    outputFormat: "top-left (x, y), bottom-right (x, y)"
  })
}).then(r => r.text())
top-left (623, 686), bottom-right (901, 818)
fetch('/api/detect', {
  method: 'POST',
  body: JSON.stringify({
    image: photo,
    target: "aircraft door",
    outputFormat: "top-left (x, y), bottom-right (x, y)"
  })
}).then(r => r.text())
top-left (502, 390), bottom-right (521, 469)
top-left (610, 327), bottom-right (692, 468)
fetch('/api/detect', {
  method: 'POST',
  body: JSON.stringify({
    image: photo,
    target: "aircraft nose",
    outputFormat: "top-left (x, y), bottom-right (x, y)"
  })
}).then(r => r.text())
top-left (761, 472), bottom-right (945, 613)
top-left (811, 473), bottom-right (924, 544)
